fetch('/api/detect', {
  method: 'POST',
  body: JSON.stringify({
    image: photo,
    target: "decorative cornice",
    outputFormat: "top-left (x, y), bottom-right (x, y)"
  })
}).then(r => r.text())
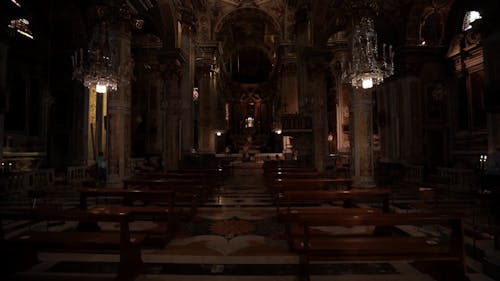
top-left (158, 48), bottom-right (186, 65)
top-left (304, 47), bottom-right (333, 76)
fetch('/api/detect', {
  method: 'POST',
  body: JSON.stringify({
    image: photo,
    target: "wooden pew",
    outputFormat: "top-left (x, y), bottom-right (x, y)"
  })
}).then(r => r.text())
top-left (293, 213), bottom-right (469, 281)
top-left (0, 208), bottom-right (145, 281)
top-left (276, 188), bottom-right (387, 250)
top-left (166, 167), bottom-right (229, 181)
top-left (122, 178), bottom-right (205, 214)
top-left (276, 189), bottom-right (391, 214)
top-left (78, 188), bottom-right (178, 241)
top-left (262, 160), bottom-right (310, 170)
top-left (264, 171), bottom-right (322, 180)
top-left (123, 178), bottom-right (202, 189)
top-left (79, 188), bottom-right (175, 210)
top-left (269, 178), bottom-right (352, 192)
top-left (132, 170), bottom-right (224, 188)
top-left (264, 166), bottom-right (317, 173)
top-left (280, 207), bottom-right (382, 250)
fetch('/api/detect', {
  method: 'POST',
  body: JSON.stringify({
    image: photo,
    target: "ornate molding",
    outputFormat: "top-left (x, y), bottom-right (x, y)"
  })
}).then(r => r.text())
top-left (158, 48), bottom-right (185, 79)
top-left (164, 97), bottom-right (183, 116)
top-left (304, 48), bottom-right (333, 77)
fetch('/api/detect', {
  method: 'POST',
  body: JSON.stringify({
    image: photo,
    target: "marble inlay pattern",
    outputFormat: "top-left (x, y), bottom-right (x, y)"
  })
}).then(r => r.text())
top-left (209, 217), bottom-right (256, 238)
top-left (1, 163), bottom-right (499, 281)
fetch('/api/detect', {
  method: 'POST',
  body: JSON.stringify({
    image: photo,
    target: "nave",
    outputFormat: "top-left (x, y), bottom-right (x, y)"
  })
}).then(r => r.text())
top-left (0, 162), bottom-right (498, 281)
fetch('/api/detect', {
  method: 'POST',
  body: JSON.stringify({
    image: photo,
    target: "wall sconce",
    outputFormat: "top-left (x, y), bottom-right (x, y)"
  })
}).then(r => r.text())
top-left (479, 154), bottom-right (488, 170)
top-left (327, 132), bottom-right (334, 142)
top-left (216, 131), bottom-right (222, 137)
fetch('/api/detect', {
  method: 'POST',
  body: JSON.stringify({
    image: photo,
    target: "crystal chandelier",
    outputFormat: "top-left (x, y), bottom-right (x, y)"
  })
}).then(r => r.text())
top-left (343, 17), bottom-right (394, 89)
top-left (72, 20), bottom-right (117, 93)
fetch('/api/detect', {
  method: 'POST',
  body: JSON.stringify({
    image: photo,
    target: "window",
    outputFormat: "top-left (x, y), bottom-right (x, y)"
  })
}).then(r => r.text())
top-left (8, 18), bottom-right (34, 39)
top-left (462, 11), bottom-right (481, 31)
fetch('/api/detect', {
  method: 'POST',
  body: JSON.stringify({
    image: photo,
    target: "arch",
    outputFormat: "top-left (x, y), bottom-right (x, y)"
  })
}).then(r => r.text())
top-left (406, 0), bottom-right (458, 46)
top-left (214, 7), bottom-right (282, 41)
top-left (405, 1), bottom-right (434, 45)
top-left (225, 42), bottom-right (275, 62)
top-left (156, 0), bottom-right (177, 49)
top-left (444, 0), bottom-right (484, 42)
top-left (214, 6), bottom-right (282, 69)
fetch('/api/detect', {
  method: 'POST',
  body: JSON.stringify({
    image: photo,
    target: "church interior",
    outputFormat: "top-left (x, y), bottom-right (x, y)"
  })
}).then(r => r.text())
top-left (1, 0), bottom-right (500, 280)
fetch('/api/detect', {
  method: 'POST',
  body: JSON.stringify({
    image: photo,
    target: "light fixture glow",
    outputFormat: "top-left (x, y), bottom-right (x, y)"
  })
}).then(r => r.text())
top-left (362, 77), bottom-right (373, 89)
top-left (72, 18), bottom-right (118, 92)
top-left (11, 0), bottom-right (21, 7)
top-left (275, 129), bottom-right (282, 135)
top-left (96, 84), bottom-right (107, 94)
top-left (216, 131), bottom-right (222, 137)
top-left (342, 17), bottom-right (394, 89)
top-left (17, 29), bottom-right (33, 39)
top-left (8, 18), bottom-right (34, 39)
top-left (463, 11), bottom-right (482, 31)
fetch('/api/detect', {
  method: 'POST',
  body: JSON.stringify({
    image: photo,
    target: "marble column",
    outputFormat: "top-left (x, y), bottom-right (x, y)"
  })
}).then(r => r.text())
top-left (482, 14), bottom-right (500, 153)
top-left (0, 43), bottom-right (7, 161)
top-left (179, 9), bottom-right (196, 156)
top-left (106, 23), bottom-right (133, 187)
top-left (330, 34), bottom-right (350, 154)
top-left (196, 42), bottom-right (219, 154)
top-left (279, 42), bottom-right (299, 114)
top-left (87, 88), bottom-right (97, 163)
top-left (146, 71), bottom-right (163, 154)
top-left (40, 90), bottom-right (54, 162)
top-left (350, 88), bottom-right (376, 188)
top-left (305, 49), bottom-right (332, 172)
top-left (197, 61), bottom-right (215, 153)
top-left (295, 3), bottom-right (311, 113)
top-left (160, 56), bottom-right (183, 171)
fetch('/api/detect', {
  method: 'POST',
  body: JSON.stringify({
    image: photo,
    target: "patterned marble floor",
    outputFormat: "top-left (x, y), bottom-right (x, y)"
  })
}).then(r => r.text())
top-left (1, 163), bottom-right (499, 281)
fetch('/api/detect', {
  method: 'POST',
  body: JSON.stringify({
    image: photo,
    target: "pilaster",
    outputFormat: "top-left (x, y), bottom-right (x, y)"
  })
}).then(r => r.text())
top-left (0, 43), bottom-right (7, 161)
top-left (304, 48), bottom-right (332, 172)
top-left (106, 21), bottom-right (133, 187)
top-left (179, 8), bottom-right (196, 156)
top-left (159, 50), bottom-right (184, 171)
top-left (329, 32), bottom-right (350, 154)
top-left (482, 15), bottom-right (500, 152)
top-left (350, 88), bottom-right (376, 188)
top-left (279, 42), bottom-right (299, 114)
top-left (196, 42), bottom-right (218, 154)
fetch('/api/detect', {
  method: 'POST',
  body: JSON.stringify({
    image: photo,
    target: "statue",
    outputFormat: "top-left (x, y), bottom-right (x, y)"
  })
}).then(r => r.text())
top-left (242, 135), bottom-right (252, 161)
top-left (245, 117), bottom-right (254, 128)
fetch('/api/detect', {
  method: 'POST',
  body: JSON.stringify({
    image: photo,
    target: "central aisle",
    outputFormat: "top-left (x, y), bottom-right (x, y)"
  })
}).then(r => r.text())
top-left (145, 161), bottom-right (291, 259)
top-left (132, 162), bottom-right (428, 280)
top-left (9, 163), bottom-right (489, 281)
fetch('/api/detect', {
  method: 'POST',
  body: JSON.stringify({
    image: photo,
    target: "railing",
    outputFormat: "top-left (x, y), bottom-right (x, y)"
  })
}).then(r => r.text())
top-left (281, 114), bottom-right (312, 131)
top-left (403, 164), bottom-right (424, 184)
top-left (66, 165), bottom-right (91, 184)
top-left (131, 157), bottom-right (162, 174)
top-left (435, 167), bottom-right (477, 191)
top-left (1, 169), bottom-right (55, 193)
top-left (29, 169), bottom-right (55, 187)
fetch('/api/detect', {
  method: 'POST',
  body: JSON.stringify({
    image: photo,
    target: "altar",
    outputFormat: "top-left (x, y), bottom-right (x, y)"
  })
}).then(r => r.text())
top-left (216, 152), bottom-right (283, 163)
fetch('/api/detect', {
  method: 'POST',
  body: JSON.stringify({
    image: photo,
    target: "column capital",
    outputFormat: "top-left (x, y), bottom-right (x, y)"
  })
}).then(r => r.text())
top-left (158, 48), bottom-right (186, 66)
top-left (196, 42), bottom-right (218, 77)
top-left (196, 41), bottom-right (218, 57)
top-left (158, 49), bottom-right (185, 79)
top-left (118, 58), bottom-right (134, 84)
top-left (304, 47), bottom-right (333, 77)
top-left (295, 1), bottom-right (311, 24)
top-left (180, 7), bottom-right (196, 28)
top-left (196, 61), bottom-right (212, 77)
top-left (161, 63), bottom-right (183, 80)
top-left (163, 97), bottom-right (183, 116)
